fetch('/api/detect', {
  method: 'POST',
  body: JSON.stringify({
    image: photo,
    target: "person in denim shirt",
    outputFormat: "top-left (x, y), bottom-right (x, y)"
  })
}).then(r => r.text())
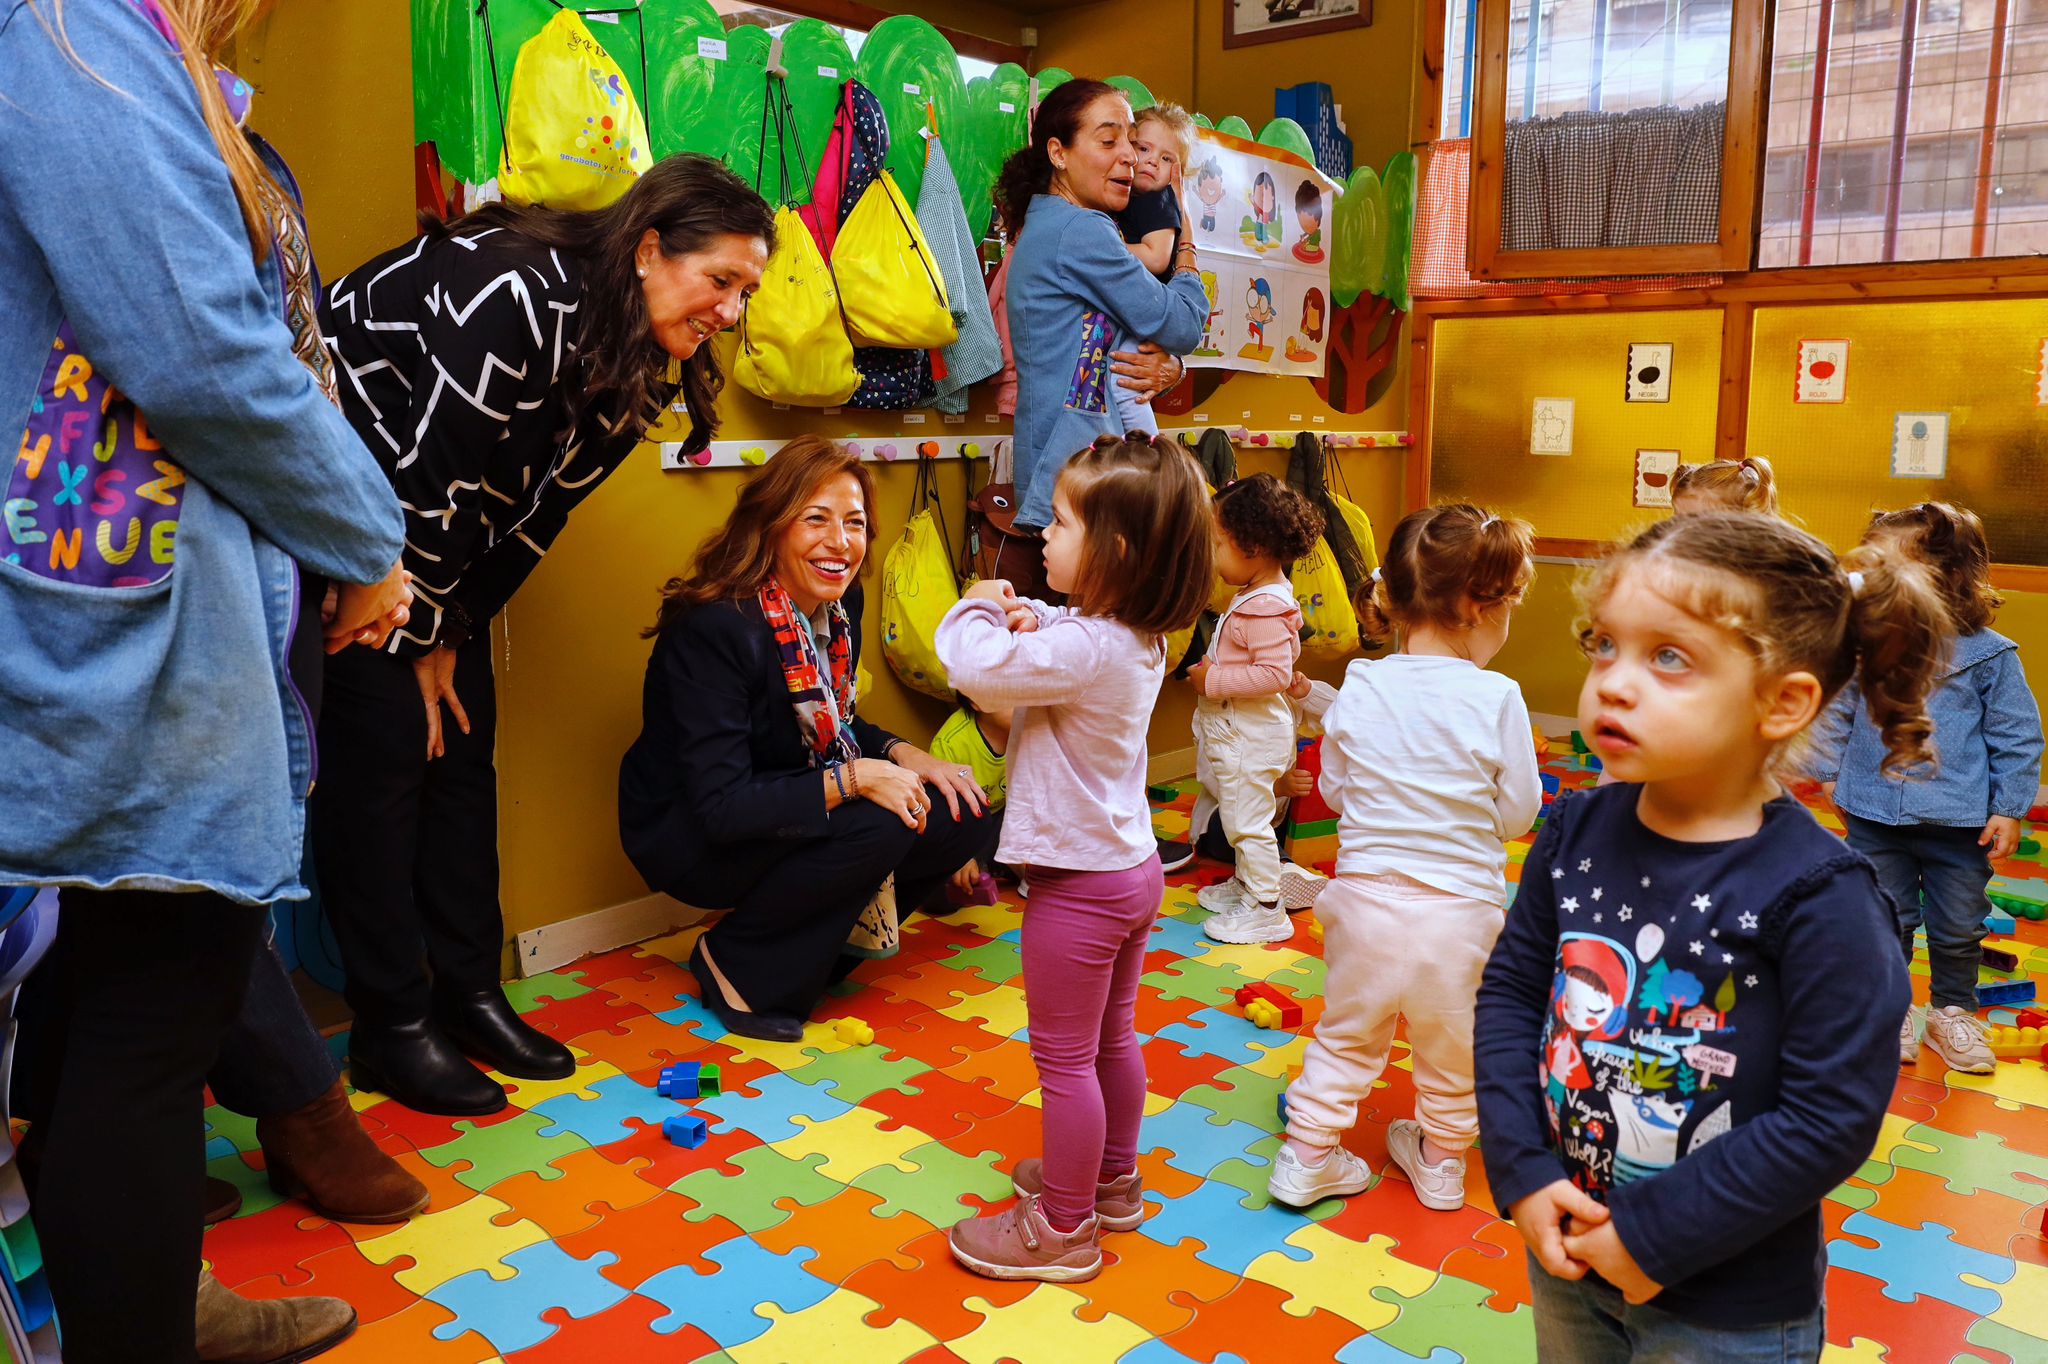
top-left (1811, 502), bottom-right (2044, 1076)
top-left (1, 2), bottom-right (406, 1359)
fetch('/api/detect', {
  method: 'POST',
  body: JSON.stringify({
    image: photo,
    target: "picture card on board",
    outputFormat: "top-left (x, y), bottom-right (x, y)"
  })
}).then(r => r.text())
top-left (1795, 339), bottom-right (1848, 404)
top-left (1891, 413), bottom-right (1949, 480)
top-left (1531, 398), bottom-right (1574, 456)
top-left (1634, 450), bottom-right (1680, 508)
top-left (1626, 344), bottom-right (1673, 403)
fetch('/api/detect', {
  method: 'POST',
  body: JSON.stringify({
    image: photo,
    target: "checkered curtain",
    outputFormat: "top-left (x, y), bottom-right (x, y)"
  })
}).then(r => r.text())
top-left (1501, 102), bottom-right (1726, 251)
top-left (1411, 140), bottom-right (1720, 298)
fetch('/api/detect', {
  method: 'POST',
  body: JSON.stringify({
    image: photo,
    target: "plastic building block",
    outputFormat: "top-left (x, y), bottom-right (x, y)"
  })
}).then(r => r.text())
top-left (1146, 783), bottom-right (1178, 802)
top-left (662, 1113), bottom-right (708, 1148)
top-left (1540, 772), bottom-right (1561, 796)
top-left (1232, 982), bottom-right (1303, 1030)
top-left (2014, 1009), bottom-right (2048, 1029)
top-left (1985, 1025), bottom-right (2047, 1059)
top-left (1982, 944), bottom-right (2021, 974)
top-left (1975, 979), bottom-right (2038, 1008)
top-left (833, 1018), bottom-right (875, 1046)
top-left (658, 1062), bottom-right (720, 1099)
top-left (2020, 837), bottom-right (2041, 855)
top-left (1989, 911), bottom-right (2018, 935)
top-left (1306, 914), bottom-right (1324, 942)
top-left (1570, 730), bottom-right (1590, 754)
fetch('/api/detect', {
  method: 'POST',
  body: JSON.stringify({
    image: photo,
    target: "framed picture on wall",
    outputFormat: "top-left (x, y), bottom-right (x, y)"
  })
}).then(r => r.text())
top-left (1225, 0), bottom-right (1371, 49)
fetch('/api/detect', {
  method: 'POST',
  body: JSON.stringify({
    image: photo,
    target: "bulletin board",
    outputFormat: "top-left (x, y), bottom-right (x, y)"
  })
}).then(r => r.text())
top-left (1427, 310), bottom-right (1725, 541)
top-left (1745, 299), bottom-right (2048, 564)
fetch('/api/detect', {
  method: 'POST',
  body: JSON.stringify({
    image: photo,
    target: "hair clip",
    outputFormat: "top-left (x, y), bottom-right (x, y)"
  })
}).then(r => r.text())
top-left (1847, 570), bottom-right (1866, 597)
top-left (1479, 515), bottom-right (1499, 531)
top-left (1369, 567), bottom-right (1383, 584)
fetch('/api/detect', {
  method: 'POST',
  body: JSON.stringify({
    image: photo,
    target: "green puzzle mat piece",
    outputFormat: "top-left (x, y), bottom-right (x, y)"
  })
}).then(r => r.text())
top-left (420, 1111), bottom-right (591, 1194)
top-left (671, 1147), bottom-right (842, 1234)
top-left (787, 1044), bottom-right (932, 1106)
top-left (851, 1141), bottom-right (1010, 1225)
top-left (1891, 1125), bottom-right (2048, 1203)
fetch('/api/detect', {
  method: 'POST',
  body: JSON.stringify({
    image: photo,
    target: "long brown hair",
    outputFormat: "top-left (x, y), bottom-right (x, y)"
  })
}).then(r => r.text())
top-left (1581, 512), bottom-right (1952, 776)
top-left (29, 0), bottom-right (281, 261)
top-left (1358, 503), bottom-right (1534, 642)
top-left (426, 154), bottom-right (775, 455)
top-left (647, 436), bottom-right (875, 636)
top-left (1057, 435), bottom-right (1213, 641)
top-left (995, 78), bottom-right (1122, 238)
top-left (1865, 501), bottom-right (2002, 635)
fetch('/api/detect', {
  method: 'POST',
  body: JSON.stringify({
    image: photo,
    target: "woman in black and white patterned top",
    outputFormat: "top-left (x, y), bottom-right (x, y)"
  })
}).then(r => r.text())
top-left (313, 154), bottom-right (774, 1117)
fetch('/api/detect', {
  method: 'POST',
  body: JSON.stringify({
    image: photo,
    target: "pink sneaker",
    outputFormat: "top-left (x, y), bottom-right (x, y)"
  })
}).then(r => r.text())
top-left (1009, 1160), bottom-right (1147, 1230)
top-left (947, 1194), bottom-right (1102, 1282)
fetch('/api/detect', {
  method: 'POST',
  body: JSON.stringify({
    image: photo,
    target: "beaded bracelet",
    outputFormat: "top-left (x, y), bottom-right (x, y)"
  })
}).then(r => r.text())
top-left (848, 761), bottom-right (861, 798)
top-left (828, 764), bottom-right (848, 802)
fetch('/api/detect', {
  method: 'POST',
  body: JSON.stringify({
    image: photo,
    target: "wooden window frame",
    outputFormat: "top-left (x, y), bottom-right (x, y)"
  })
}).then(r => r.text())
top-left (1465, 0), bottom-right (1773, 279)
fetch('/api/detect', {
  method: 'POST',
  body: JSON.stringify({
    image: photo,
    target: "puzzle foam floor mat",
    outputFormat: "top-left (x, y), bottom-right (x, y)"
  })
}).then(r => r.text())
top-left (202, 762), bottom-right (2048, 1362)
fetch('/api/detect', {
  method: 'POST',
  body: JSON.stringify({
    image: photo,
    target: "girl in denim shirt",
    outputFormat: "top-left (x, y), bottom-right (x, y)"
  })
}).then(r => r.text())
top-left (1813, 502), bottom-right (2045, 1075)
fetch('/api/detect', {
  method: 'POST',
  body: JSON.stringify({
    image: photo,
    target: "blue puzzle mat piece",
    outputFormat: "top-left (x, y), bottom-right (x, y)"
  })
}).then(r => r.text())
top-left (1153, 1006), bottom-right (1288, 1066)
top-left (694, 1069), bottom-right (852, 1145)
top-left (1118, 1342), bottom-right (1249, 1364)
top-left (652, 990), bottom-right (726, 1035)
top-left (1146, 913), bottom-right (1217, 960)
top-left (1137, 1100), bottom-right (1275, 1179)
top-left (1831, 1213), bottom-right (2014, 1316)
top-left (530, 1073), bottom-right (679, 1146)
top-left (426, 1241), bottom-right (627, 1353)
top-left (638, 1237), bottom-right (833, 1345)
top-left (1134, 1177), bottom-right (1316, 1275)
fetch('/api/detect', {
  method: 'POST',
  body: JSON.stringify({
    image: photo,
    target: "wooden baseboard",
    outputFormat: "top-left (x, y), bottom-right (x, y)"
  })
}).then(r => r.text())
top-left (514, 892), bottom-right (709, 978)
top-left (1149, 746), bottom-right (1196, 783)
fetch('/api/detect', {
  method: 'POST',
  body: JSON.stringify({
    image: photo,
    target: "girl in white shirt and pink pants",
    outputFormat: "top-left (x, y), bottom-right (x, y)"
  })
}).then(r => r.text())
top-left (1270, 505), bottom-right (1543, 1215)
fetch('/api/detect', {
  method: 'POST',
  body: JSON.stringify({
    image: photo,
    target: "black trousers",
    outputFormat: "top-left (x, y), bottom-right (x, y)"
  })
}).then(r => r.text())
top-left (676, 796), bottom-right (992, 1016)
top-left (16, 889), bottom-right (264, 1364)
top-left (312, 638), bottom-right (502, 1024)
top-left (208, 938), bottom-right (341, 1118)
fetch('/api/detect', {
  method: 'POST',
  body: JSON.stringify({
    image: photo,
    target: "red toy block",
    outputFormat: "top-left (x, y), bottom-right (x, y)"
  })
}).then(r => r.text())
top-left (2014, 1009), bottom-right (2048, 1030)
top-left (1235, 982), bottom-right (1304, 1029)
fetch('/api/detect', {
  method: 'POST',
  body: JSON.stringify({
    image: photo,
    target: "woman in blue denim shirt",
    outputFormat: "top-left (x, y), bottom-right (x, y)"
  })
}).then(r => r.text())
top-left (1812, 502), bottom-right (2045, 1076)
top-left (0, 2), bottom-right (407, 1358)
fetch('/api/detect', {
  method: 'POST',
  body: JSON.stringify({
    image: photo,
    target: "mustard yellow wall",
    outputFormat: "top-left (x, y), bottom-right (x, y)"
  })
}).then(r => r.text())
top-left (257, 0), bottom-right (1414, 952)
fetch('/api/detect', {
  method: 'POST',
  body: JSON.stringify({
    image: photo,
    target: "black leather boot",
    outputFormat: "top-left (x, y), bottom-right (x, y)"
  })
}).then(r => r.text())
top-left (434, 986), bottom-right (575, 1080)
top-left (348, 1018), bottom-right (506, 1116)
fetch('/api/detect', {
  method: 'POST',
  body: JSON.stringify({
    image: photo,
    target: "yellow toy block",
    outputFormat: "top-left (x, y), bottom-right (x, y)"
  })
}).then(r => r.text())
top-left (832, 1017), bottom-right (875, 1046)
top-left (1986, 1024), bottom-right (2046, 1059)
top-left (1246, 999), bottom-right (1286, 1029)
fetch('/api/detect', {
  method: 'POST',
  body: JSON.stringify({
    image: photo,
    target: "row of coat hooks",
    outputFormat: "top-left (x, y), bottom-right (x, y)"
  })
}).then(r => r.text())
top-left (1167, 426), bottom-right (1415, 449)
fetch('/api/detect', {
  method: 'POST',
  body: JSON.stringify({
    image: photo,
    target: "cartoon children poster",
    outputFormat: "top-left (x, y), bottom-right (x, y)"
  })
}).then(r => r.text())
top-left (1179, 128), bottom-right (1337, 379)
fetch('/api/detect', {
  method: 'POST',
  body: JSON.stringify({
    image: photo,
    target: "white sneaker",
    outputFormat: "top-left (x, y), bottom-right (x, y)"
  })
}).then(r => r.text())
top-left (1900, 1005), bottom-right (1922, 1065)
top-left (1267, 1143), bottom-right (1373, 1208)
top-left (1924, 1005), bottom-right (1996, 1074)
top-left (1197, 876), bottom-right (1247, 914)
top-left (1278, 862), bottom-right (1328, 913)
top-left (1203, 898), bottom-right (1292, 944)
top-left (1385, 1118), bottom-right (1467, 1210)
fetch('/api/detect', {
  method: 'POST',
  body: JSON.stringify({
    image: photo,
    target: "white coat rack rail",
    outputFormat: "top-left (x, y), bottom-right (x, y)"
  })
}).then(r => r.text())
top-left (1163, 426), bottom-right (1413, 449)
top-left (660, 434), bottom-right (997, 471)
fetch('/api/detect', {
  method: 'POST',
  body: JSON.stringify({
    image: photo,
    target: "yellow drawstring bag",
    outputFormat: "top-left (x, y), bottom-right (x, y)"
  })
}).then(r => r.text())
top-left (1294, 535), bottom-right (1360, 659)
top-left (881, 457), bottom-right (960, 699)
top-left (834, 172), bottom-right (958, 349)
top-left (734, 207), bottom-right (860, 407)
top-left (498, 10), bottom-right (647, 211)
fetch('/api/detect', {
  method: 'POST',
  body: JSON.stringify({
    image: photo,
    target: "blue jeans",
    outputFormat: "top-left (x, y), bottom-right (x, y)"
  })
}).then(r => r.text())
top-left (1842, 814), bottom-right (1990, 1011)
top-left (1528, 1254), bottom-right (1825, 1362)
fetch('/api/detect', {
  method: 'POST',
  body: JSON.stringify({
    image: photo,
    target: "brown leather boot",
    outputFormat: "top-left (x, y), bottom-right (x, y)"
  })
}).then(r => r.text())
top-left (204, 1175), bottom-right (243, 1226)
top-left (196, 1271), bottom-right (355, 1363)
top-left (257, 1081), bottom-right (429, 1224)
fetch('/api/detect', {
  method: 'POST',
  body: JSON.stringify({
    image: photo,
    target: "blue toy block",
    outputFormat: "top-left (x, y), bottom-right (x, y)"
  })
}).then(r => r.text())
top-left (1976, 979), bottom-right (2037, 1008)
top-left (663, 1112), bottom-right (709, 1148)
top-left (1988, 911), bottom-right (2017, 935)
top-left (658, 1061), bottom-right (721, 1099)
top-left (1540, 772), bottom-right (1561, 795)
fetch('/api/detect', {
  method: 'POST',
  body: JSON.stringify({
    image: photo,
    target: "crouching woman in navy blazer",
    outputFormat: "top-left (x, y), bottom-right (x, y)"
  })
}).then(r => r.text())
top-left (620, 436), bottom-right (990, 1039)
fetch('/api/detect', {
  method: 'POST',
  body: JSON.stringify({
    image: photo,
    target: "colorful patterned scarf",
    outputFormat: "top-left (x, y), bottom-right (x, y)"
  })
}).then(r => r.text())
top-left (752, 576), bottom-right (859, 768)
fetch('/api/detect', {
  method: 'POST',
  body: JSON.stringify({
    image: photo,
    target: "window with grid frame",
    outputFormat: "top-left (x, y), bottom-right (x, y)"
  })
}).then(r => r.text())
top-left (1439, 0), bottom-right (2048, 268)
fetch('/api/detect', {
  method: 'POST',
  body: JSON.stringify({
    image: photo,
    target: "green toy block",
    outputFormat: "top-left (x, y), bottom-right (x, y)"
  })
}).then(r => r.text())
top-left (1570, 730), bottom-right (1590, 754)
top-left (1145, 783), bottom-right (1179, 802)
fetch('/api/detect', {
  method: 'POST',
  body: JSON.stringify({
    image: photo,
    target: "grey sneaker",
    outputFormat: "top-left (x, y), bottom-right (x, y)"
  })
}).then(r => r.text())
top-left (1010, 1160), bottom-right (1146, 1231)
top-left (1204, 898), bottom-right (1291, 944)
top-left (1197, 876), bottom-right (1247, 913)
top-left (1278, 862), bottom-right (1329, 912)
top-left (1266, 1143), bottom-right (1373, 1208)
top-left (1924, 1005), bottom-right (1996, 1074)
top-left (1900, 1004), bottom-right (1922, 1065)
top-left (1385, 1118), bottom-right (1467, 1210)
top-left (948, 1194), bottom-right (1102, 1282)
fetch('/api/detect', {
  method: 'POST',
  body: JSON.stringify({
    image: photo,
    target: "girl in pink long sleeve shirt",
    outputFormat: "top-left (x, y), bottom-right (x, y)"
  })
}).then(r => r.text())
top-left (1188, 475), bottom-right (1327, 944)
top-left (936, 435), bottom-right (1213, 1284)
